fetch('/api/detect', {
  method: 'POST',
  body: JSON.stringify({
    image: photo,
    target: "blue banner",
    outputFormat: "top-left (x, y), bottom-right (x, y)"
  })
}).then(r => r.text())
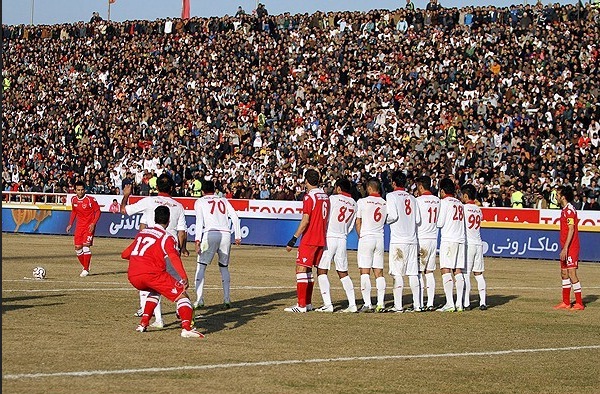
top-left (3, 208), bottom-right (599, 262)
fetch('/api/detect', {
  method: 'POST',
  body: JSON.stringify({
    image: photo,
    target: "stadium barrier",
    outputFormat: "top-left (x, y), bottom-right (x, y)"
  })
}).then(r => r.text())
top-left (2, 192), bottom-right (599, 262)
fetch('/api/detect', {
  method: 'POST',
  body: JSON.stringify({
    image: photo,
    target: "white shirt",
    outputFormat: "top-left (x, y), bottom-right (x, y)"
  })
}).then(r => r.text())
top-left (357, 194), bottom-right (387, 238)
top-left (437, 195), bottom-right (466, 244)
top-left (326, 193), bottom-right (357, 239)
top-left (194, 194), bottom-right (241, 241)
top-left (125, 194), bottom-right (187, 240)
top-left (386, 189), bottom-right (420, 244)
top-left (416, 192), bottom-right (441, 240)
top-left (463, 201), bottom-right (483, 246)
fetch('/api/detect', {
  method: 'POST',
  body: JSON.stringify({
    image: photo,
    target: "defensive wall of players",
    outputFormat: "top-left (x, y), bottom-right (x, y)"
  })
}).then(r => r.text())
top-left (2, 193), bottom-right (600, 262)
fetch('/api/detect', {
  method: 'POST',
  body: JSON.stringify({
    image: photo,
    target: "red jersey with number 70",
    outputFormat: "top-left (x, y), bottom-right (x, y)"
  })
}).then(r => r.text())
top-left (559, 203), bottom-right (580, 253)
top-left (299, 188), bottom-right (330, 247)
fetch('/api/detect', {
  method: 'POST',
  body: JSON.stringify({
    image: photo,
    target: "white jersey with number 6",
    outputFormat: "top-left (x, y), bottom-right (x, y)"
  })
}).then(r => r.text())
top-left (356, 195), bottom-right (387, 237)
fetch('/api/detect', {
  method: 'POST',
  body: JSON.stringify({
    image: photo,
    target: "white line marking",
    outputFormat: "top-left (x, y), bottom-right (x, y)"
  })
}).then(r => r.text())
top-left (4, 345), bottom-right (599, 380)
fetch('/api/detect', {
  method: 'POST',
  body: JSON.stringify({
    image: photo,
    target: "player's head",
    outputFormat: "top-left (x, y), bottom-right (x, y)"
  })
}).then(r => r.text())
top-left (154, 205), bottom-right (170, 227)
top-left (416, 175), bottom-right (432, 192)
top-left (74, 180), bottom-right (86, 198)
top-left (391, 170), bottom-right (407, 188)
top-left (461, 184), bottom-right (477, 202)
top-left (202, 179), bottom-right (215, 194)
top-left (439, 177), bottom-right (455, 196)
top-left (557, 185), bottom-right (574, 205)
top-left (157, 173), bottom-right (174, 194)
top-left (335, 178), bottom-right (353, 195)
top-left (366, 177), bottom-right (381, 195)
top-left (304, 169), bottom-right (320, 187)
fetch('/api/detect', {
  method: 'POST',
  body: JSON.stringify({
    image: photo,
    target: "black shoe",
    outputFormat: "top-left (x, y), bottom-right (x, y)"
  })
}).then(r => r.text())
top-left (426, 306), bottom-right (437, 312)
top-left (479, 305), bottom-right (488, 311)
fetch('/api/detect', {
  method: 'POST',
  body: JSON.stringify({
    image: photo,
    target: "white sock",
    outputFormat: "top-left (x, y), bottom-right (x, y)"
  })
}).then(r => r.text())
top-left (442, 273), bottom-right (454, 307)
top-left (360, 274), bottom-right (372, 306)
top-left (375, 276), bottom-right (386, 307)
top-left (464, 273), bottom-right (471, 308)
top-left (139, 290), bottom-right (149, 309)
top-left (409, 275), bottom-right (421, 310)
top-left (154, 295), bottom-right (162, 321)
top-left (219, 265), bottom-right (231, 303)
top-left (318, 274), bottom-right (332, 306)
top-left (475, 274), bottom-right (486, 306)
top-left (340, 275), bottom-right (356, 307)
top-left (392, 275), bottom-right (404, 309)
top-left (425, 272), bottom-right (435, 307)
top-left (418, 273), bottom-right (424, 309)
top-left (195, 263), bottom-right (207, 303)
top-left (455, 273), bottom-right (465, 309)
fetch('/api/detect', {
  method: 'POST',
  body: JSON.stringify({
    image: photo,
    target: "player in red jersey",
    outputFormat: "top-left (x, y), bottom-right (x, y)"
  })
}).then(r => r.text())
top-left (121, 206), bottom-right (204, 338)
top-left (66, 181), bottom-right (101, 277)
top-left (553, 185), bottom-right (584, 310)
top-left (284, 168), bottom-right (330, 313)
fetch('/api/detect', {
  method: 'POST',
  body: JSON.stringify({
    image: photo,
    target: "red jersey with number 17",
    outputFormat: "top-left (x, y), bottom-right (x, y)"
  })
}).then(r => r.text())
top-left (559, 203), bottom-right (580, 253)
top-left (300, 187), bottom-right (329, 247)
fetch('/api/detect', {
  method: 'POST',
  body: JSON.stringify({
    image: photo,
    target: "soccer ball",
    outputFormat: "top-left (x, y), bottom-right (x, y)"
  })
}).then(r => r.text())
top-left (32, 266), bottom-right (46, 280)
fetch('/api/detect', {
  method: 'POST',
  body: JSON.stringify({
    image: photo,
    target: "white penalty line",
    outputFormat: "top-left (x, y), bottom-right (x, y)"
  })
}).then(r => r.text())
top-left (4, 345), bottom-right (600, 380)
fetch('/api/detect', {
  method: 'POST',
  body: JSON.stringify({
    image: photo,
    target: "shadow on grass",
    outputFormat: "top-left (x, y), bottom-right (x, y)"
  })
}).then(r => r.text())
top-left (483, 294), bottom-right (518, 309)
top-left (2, 294), bottom-right (65, 313)
top-left (160, 290), bottom-right (297, 334)
top-left (582, 294), bottom-right (598, 305)
top-left (89, 270), bottom-right (128, 277)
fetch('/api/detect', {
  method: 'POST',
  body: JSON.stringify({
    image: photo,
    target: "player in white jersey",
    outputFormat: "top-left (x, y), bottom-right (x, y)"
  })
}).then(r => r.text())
top-left (415, 176), bottom-right (441, 311)
top-left (355, 177), bottom-right (387, 313)
top-left (436, 177), bottom-right (466, 312)
top-left (121, 173), bottom-right (189, 328)
top-left (460, 184), bottom-right (487, 310)
top-left (315, 178), bottom-right (358, 313)
top-left (193, 179), bottom-right (242, 309)
top-left (385, 171), bottom-right (422, 312)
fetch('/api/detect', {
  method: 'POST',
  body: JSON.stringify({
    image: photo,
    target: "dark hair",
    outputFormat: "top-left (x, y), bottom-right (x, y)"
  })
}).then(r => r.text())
top-left (305, 169), bottom-right (320, 187)
top-left (416, 175), bottom-right (432, 190)
top-left (391, 170), bottom-right (407, 188)
top-left (335, 178), bottom-right (353, 194)
top-left (439, 178), bottom-right (455, 195)
top-left (154, 205), bottom-right (170, 225)
top-left (202, 179), bottom-right (215, 193)
top-left (157, 173), bottom-right (174, 194)
top-left (557, 185), bottom-right (574, 203)
top-left (366, 177), bottom-right (381, 194)
top-left (461, 184), bottom-right (477, 200)
top-left (74, 180), bottom-right (86, 189)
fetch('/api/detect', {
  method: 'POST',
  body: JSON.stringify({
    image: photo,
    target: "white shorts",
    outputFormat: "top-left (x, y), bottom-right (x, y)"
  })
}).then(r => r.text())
top-left (439, 241), bottom-right (466, 270)
top-left (419, 239), bottom-right (437, 272)
top-left (466, 244), bottom-right (484, 273)
top-left (197, 231), bottom-right (232, 266)
top-left (318, 237), bottom-right (349, 272)
top-left (357, 235), bottom-right (384, 270)
top-left (389, 243), bottom-right (419, 276)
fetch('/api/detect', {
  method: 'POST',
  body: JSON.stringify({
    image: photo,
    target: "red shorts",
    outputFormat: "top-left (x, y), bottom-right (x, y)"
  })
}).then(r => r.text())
top-left (560, 251), bottom-right (579, 270)
top-left (74, 225), bottom-right (95, 246)
top-left (128, 271), bottom-right (186, 302)
top-left (296, 244), bottom-right (324, 268)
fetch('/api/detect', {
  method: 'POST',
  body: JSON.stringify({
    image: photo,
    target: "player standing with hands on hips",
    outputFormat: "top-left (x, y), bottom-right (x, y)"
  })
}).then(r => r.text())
top-left (553, 185), bottom-right (585, 310)
top-left (66, 180), bottom-right (101, 277)
top-left (121, 206), bottom-right (203, 338)
top-left (285, 169), bottom-right (330, 313)
top-left (193, 179), bottom-right (242, 310)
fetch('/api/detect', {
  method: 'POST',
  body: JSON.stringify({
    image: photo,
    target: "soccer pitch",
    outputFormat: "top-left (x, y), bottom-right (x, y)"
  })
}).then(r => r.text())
top-left (2, 233), bottom-right (599, 393)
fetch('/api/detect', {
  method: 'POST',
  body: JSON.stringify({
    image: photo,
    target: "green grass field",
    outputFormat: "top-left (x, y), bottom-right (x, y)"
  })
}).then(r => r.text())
top-left (2, 233), bottom-right (599, 393)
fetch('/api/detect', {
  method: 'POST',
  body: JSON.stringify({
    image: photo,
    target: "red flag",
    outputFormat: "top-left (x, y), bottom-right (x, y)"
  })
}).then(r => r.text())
top-left (181, 0), bottom-right (190, 19)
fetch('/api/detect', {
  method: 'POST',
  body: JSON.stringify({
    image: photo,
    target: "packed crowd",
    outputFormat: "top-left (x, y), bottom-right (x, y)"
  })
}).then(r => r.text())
top-left (2, 1), bottom-right (600, 209)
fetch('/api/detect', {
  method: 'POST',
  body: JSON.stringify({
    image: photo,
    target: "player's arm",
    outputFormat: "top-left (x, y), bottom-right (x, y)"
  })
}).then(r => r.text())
top-left (355, 217), bottom-right (362, 238)
top-left (165, 237), bottom-right (188, 283)
top-left (121, 239), bottom-right (135, 260)
top-left (178, 230), bottom-right (189, 257)
top-left (66, 206), bottom-right (76, 233)
top-left (89, 198), bottom-right (102, 232)
top-left (560, 217), bottom-right (576, 262)
top-left (194, 200), bottom-right (205, 254)
top-left (120, 184), bottom-right (133, 214)
top-left (226, 200), bottom-right (242, 245)
top-left (286, 213), bottom-right (310, 252)
top-left (385, 195), bottom-right (398, 224)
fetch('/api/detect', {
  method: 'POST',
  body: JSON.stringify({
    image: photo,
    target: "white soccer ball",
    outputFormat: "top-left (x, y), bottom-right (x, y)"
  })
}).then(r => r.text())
top-left (32, 266), bottom-right (46, 280)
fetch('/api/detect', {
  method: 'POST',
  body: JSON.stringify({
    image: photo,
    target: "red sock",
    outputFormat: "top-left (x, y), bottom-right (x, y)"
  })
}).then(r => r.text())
top-left (562, 279), bottom-right (571, 304)
top-left (76, 250), bottom-right (85, 268)
top-left (296, 273), bottom-right (308, 308)
top-left (83, 253), bottom-right (91, 271)
top-left (141, 295), bottom-right (158, 326)
top-left (573, 281), bottom-right (583, 305)
top-left (177, 298), bottom-right (194, 330)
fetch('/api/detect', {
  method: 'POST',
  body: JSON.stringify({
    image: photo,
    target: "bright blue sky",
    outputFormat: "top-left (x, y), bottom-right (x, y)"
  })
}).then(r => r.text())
top-left (2, 0), bottom-right (579, 26)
